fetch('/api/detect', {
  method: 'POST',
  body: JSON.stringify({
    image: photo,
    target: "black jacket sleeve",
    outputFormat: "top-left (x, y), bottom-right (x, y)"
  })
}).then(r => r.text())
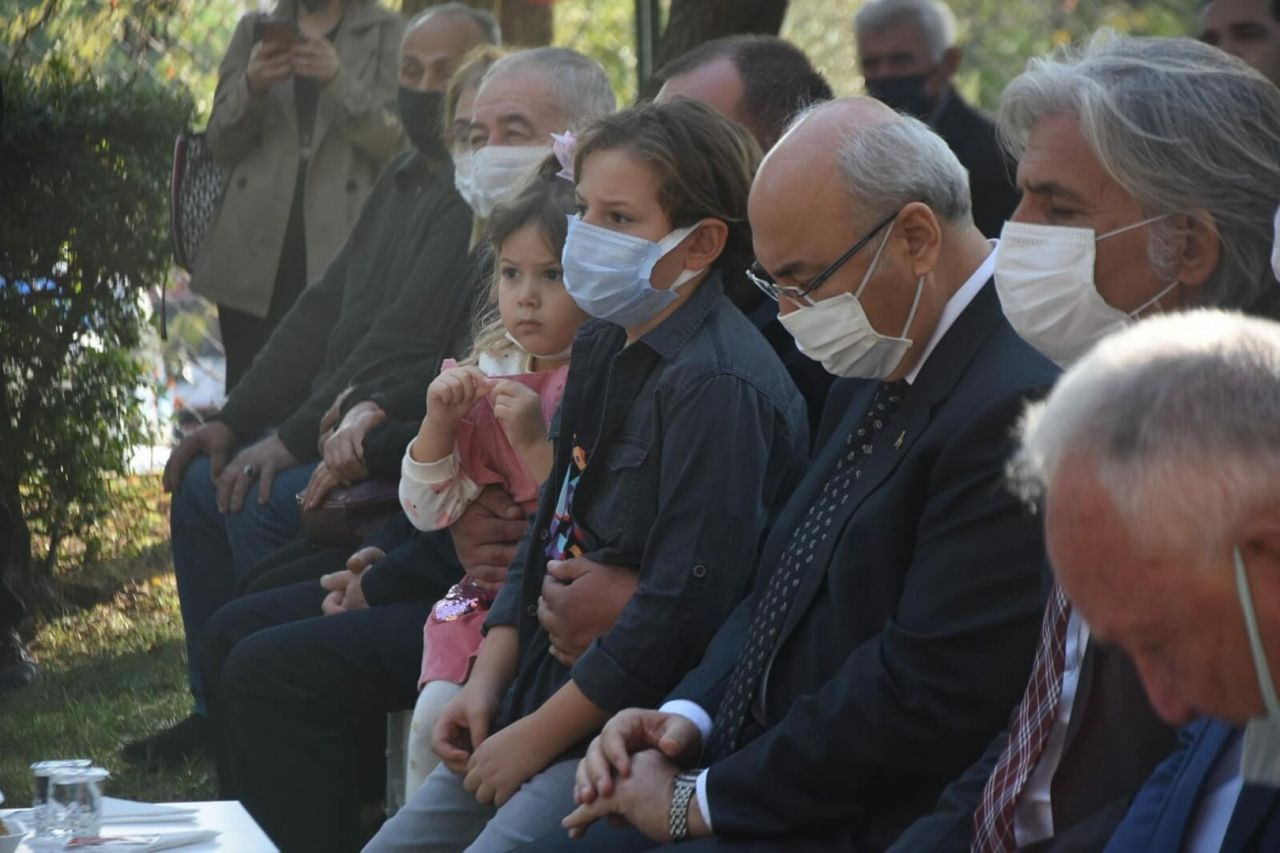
top-left (360, 517), bottom-right (465, 606)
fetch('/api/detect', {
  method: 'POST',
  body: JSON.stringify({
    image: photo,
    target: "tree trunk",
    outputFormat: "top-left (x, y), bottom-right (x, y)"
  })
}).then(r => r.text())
top-left (651, 0), bottom-right (790, 78)
top-left (401, 0), bottom-right (553, 47)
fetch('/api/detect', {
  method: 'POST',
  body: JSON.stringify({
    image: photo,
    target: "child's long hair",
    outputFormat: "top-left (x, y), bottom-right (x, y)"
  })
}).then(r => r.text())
top-left (461, 157), bottom-right (575, 367)
top-left (570, 98), bottom-right (763, 296)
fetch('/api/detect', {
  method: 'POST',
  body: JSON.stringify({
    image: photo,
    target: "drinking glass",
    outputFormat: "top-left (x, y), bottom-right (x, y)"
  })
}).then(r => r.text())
top-left (46, 767), bottom-right (108, 841)
top-left (28, 761), bottom-right (91, 839)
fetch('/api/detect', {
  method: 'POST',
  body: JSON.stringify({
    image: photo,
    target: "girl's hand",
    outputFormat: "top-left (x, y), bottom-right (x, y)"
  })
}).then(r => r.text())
top-left (463, 716), bottom-right (555, 806)
top-left (490, 380), bottom-right (546, 450)
top-left (290, 34), bottom-right (340, 81)
top-left (431, 675), bottom-right (502, 773)
top-left (246, 39), bottom-right (292, 95)
top-left (427, 367), bottom-right (493, 427)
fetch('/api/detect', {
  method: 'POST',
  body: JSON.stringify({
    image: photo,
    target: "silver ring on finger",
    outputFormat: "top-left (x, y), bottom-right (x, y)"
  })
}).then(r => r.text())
top-left (243, 464), bottom-right (258, 478)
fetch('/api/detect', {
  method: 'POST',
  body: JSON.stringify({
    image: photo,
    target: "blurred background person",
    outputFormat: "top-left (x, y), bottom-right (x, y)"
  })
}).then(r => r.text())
top-left (1199, 0), bottom-right (1280, 86)
top-left (854, 0), bottom-right (1019, 238)
top-left (193, 0), bottom-right (405, 392)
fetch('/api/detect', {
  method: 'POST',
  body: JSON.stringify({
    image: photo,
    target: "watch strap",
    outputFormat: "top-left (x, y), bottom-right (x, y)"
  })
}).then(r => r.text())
top-left (669, 770), bottom-right (700, 841)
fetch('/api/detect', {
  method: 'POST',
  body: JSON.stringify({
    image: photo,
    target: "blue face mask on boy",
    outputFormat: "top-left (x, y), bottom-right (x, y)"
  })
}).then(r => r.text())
top-left (560, 215), bottom-right (703, 328)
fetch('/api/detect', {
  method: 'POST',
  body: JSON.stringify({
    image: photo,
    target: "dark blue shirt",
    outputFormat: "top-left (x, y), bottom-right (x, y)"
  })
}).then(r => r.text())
top-left (487, 272), bottom-right (809, 732)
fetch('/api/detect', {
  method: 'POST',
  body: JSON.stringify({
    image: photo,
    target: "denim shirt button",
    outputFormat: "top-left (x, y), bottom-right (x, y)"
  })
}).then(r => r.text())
top-left (539, 529), bottom-right (549, 541)
top-left (692, 564), bottom-right (707, 578)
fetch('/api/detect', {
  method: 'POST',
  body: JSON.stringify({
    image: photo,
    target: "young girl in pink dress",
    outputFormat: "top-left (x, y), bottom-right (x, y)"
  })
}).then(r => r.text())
top-left (398, 161), bottom-right (587, 789)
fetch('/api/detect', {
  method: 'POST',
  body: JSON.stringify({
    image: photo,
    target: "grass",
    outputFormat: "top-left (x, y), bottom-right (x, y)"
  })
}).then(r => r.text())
top-left (0, 475), bottom-right (217, 807)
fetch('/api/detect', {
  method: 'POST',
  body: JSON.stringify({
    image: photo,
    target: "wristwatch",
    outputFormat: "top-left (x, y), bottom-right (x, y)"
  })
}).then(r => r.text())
top-left (669, 770), bottom-right (701, 841)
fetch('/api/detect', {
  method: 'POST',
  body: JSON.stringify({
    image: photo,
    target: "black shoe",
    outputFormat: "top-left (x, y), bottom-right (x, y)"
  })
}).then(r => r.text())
top-left (121, 713), bottom-right (210, 767)
top-left (0, 628), bottom-right (39, 691)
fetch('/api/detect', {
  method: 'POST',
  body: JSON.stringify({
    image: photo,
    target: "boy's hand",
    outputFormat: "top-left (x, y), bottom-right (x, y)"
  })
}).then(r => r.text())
top-left (432, 678), bottom-right (500, 773)
top-left (463, 716), bottom-right (556, 806)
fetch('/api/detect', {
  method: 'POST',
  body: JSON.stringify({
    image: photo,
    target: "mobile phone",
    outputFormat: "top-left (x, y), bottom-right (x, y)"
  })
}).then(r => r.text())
top-left (255, 17), bottom-right (301, 48)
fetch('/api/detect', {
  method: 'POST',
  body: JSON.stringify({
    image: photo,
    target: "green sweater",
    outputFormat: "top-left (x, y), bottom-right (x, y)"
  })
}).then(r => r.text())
top-left (213, 150), bottom-right (476, 460)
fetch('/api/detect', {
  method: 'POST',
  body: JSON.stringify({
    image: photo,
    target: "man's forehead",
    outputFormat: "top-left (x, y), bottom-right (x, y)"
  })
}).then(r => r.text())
top-left (857, 17), bottom-right (928, 54)
top-left (474, 76), bottom-right (555, 120)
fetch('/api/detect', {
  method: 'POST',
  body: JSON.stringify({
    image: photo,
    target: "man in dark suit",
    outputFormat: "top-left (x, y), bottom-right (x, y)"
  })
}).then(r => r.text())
top-left (522, 96), bottom-right (1056, 850)
top-left (893, 34), bottom-right (1280, 853)
top-left (853, 0), bottom-right (1019, 238)
top-left (997, 309), bottom-right (1280, 852)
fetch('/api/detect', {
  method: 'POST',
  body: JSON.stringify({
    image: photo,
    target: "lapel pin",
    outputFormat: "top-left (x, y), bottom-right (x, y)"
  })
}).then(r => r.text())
top-left (894, 431), bottom-right (905, 450)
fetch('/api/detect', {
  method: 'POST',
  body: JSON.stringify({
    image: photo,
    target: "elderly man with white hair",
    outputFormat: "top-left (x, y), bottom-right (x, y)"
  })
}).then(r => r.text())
top-left (518, 95), bottom-right (1057, 851)
top-left (893, 32), bottom-right (1280, 853)
top-left (1010, 309), bottom-right (1280, 849)
top-left (854, 0), bottom-right (1020, 237)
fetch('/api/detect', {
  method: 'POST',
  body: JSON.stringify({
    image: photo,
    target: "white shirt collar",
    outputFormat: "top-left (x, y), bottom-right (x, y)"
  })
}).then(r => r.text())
top-left (904, 239), bottom-right (997, 385)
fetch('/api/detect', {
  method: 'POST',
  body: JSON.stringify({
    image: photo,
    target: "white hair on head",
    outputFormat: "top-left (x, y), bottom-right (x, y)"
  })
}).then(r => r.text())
top-left (480, 47), bottom-right (616, 131)
top-left (832, 108), bottom-right (972, 227)
top-left (1012, 310), bottom-right (1280, 556)
top-left (853, 0), bottom-right (958, 64)
top-left (998, 31), bottom-right (1280, 314)
top-left (409, 2), bottom-right (501, 45)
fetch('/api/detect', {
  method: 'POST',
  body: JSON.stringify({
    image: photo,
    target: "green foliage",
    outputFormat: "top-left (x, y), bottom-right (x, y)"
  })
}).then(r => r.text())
top-left (555, 0), bottom-right (640, 105)
top-left (1, 0), bottom-right (242, 123)
top-left (0, 64), bottom-right (193, 591)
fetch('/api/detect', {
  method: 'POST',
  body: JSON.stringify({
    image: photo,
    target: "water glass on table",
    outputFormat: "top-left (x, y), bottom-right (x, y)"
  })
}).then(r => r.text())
top-left (29, 761), bottom-right (90, 839)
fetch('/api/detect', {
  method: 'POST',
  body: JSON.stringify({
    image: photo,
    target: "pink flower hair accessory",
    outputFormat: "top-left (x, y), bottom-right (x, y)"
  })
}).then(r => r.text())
top-left (551, 130), bottom-right (576, 183)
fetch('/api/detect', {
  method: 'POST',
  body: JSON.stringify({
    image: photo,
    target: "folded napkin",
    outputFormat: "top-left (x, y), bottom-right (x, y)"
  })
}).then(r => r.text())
top-left (61, 830), bottom-right (219, 851)
top-left (100, 800), bottom-right (198, 825)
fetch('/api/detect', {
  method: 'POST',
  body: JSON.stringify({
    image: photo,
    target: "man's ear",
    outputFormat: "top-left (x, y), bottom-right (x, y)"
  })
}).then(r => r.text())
top-left (1169, 210), bottom-right (1221, 295)
top-left (685, 219), bottom-right (729, 270)
top-left (897, 202), bottom-right (942, 278)
top-left (936, 46), bottom-right (962, 84)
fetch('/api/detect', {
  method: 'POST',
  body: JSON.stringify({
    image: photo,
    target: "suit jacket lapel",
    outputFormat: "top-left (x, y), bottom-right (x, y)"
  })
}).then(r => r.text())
top-left (774, 281), bottom-right (1005, 647)
top-left (1148, 719), bottom-right (1235, 851)
top-left (1222, 782), bottom-right (1280, 852)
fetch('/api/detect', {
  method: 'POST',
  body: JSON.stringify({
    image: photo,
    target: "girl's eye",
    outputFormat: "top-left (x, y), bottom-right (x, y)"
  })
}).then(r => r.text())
top-left (542, 267), bottom-right (563, 282)
top-left (500, 266), bottom-right (520, 280)
top-left (608, 211), bottom-right (631, 225)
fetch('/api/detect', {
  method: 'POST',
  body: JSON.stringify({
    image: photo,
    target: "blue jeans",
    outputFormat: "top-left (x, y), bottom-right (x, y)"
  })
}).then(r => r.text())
top-left (170, 454), bottom-right (316, 712)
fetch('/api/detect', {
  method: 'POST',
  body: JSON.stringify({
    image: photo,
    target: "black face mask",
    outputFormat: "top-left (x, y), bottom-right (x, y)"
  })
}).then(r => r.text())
top-left (398, 87), bottom-right (450, 161)
top-left (865, 73), bottom-right (937, 120)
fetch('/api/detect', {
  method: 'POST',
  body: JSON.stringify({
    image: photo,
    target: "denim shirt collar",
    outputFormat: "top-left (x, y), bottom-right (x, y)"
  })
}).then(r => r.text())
top-left (635, 270), bottom-right (725, 361)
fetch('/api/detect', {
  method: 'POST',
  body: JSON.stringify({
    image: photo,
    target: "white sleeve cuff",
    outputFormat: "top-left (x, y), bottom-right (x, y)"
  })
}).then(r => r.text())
top-left (401, 439), bottom-right (459, 483)
top-left (659, 699), bottom-right (713, 742)
top-left (695, 769), bottom-right (712, 833)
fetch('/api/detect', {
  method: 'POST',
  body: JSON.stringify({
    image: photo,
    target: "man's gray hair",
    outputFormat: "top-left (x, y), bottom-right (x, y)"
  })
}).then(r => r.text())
top-left (1012, 310), bottom-right (1280, 556)
top-left (998, 32), bottom-right (1280, 313)
top-left (853, 0), bottom-right (958, 63)
top-left (830, 109), bottom-right (972, 226)
top-left (410, 2), bottom-right (501, 45)
top-left (481, 47), bottom-right (616, 129)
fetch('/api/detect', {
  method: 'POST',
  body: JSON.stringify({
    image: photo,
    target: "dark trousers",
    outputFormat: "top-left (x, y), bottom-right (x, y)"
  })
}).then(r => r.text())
top-left (520, 823), bottom-right (859, 852)
top-left (198, 578), bottom-right (431, 853)
top-left (233, 536), bottom-right (349, 597)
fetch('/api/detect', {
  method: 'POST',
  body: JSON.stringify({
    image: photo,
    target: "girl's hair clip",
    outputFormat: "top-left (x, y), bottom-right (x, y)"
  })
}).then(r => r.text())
top-left (551, 131), bottom-right (576, 183)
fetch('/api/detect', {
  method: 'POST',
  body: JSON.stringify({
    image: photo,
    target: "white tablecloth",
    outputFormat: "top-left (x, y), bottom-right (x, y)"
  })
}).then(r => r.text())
top-left (5, 801), bottom-right (276, 852)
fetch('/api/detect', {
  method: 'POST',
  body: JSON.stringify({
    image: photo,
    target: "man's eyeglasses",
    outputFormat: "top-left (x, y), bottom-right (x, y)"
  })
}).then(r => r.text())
top-left (746, 212), bottom-right (898, 304)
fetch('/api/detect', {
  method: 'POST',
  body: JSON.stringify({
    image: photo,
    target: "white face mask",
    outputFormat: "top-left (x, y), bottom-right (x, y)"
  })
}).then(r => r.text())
top-left (1271, 204), bottom-right (1280, 283)
top-left (994, 217), bottom-right (1175, 368)
top-left (469, 145), bottom-right (551, 218)
top-left (561, 216), bottom-right (703, 328)
top-left (778, 223), bottom-right (924, 380)
top-left (1235, 546), bottom-right (1280, 786)
top-left (452, 151), bottom-right (476, 211)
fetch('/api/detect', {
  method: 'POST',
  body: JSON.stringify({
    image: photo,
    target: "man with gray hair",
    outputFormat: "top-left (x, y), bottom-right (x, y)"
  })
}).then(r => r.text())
top-left (524, 96), bottom-right (1056, 850)
top-left (1010, 309), bottom-right (1280, 849)
top-left (854, 0), bottom-right (1019, 237)
top-left (893, 32), bottom-right (1280, 853)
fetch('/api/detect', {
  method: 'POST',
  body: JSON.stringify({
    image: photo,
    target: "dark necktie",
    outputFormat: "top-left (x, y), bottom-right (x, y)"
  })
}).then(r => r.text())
top-left (972, 583), bottom-right (1072, 852)
top-left (705, 380), bottom-right (907, 761)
